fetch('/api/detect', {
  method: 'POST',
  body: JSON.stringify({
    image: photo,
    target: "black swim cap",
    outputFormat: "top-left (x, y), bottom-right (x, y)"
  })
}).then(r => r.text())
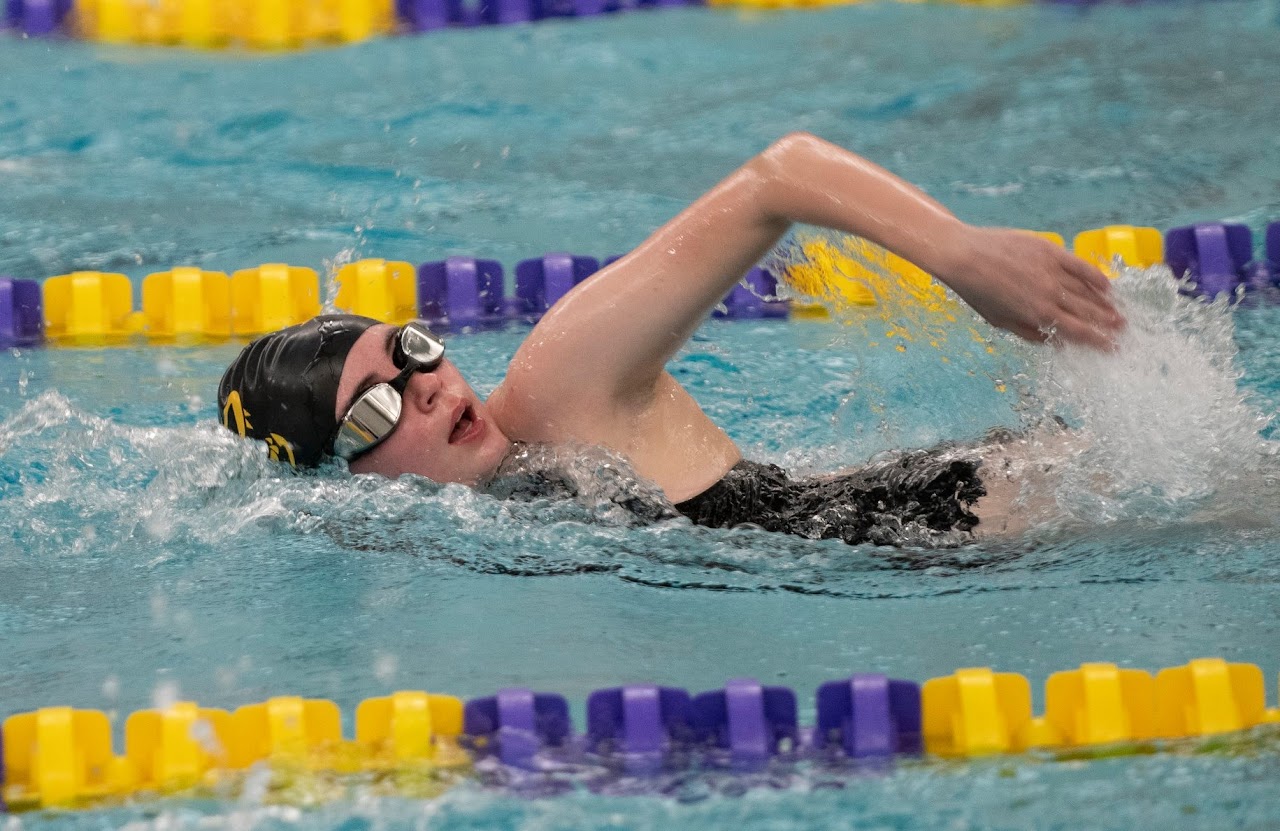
top-left (218, 315), bottom-right (380, 468)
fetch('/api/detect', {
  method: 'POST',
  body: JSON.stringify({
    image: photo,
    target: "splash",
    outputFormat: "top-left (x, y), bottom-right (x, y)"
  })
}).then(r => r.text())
top-left (486, 442), bottom-right (676, 526)
top-left (320, 247), bottom-right (360, 313)
top-left (0, 392), bottom-right (291, 560)
top-left (1025, 264), bottom-right (1277, 530)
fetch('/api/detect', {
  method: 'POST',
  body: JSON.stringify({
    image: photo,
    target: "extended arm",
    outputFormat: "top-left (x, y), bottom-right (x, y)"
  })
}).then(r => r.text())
top-left (501, 132), bottom-right (1123, 416)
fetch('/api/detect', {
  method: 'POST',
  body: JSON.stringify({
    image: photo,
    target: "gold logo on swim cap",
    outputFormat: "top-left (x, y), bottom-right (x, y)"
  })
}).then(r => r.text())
top-left (266, 433), bottom-right (297, 467)
top-left (222, 390), bottom-right (252, 437)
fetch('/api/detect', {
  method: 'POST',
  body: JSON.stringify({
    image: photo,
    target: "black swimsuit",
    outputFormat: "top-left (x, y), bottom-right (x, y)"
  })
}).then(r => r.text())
top-left (488, 441), bottom-right (989, 547)
top-left (674, 448), bottom-right (987, 547)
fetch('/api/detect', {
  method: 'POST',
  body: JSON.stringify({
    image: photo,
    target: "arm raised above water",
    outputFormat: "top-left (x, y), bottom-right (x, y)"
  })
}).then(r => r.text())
top-left (500, 132), bottom-right (1124, 417)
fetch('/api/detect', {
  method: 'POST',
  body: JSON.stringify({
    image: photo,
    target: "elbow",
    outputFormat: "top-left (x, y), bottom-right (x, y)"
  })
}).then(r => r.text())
top-left (759, 131), bottom-right (820, 168)
top-left (745, 131), bottom-right (821, 226)
top-left (751, 131), bottom-right (823, 193)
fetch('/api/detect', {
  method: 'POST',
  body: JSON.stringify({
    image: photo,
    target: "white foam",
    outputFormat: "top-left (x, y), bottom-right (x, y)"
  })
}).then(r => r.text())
top-left (1027, 265), bottom-right (1276, 526)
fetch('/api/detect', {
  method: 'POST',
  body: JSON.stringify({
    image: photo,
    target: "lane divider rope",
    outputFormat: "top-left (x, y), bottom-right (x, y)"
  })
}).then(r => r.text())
top-left (1, 0), bottom-right (704, 47)
top-left (2, 221), bottom-right (1279, 348)
top-left (3, 657), bottom-right (1278, 810)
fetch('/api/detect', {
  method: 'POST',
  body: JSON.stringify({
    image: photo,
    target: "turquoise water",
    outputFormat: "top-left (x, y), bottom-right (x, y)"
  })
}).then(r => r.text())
top-left (3, 1), bottom-right (1280, 828)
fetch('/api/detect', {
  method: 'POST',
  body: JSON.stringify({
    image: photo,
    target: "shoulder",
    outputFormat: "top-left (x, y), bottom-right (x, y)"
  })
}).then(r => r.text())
top-left (486, 368), bottom-right (609, 445)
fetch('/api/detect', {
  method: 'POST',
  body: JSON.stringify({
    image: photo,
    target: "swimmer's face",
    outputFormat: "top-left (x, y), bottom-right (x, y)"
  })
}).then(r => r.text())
top-left (334, 324), bottom-right (511, 486)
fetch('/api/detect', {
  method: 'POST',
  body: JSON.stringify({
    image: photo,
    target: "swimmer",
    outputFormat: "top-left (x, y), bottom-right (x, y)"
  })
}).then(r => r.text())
top-left (219, 133), bottom-right (1124, 546)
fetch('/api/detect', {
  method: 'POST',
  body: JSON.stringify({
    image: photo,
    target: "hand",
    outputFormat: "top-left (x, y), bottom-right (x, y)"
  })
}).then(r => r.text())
top-left (933, 226), bottom-right (1126, 350)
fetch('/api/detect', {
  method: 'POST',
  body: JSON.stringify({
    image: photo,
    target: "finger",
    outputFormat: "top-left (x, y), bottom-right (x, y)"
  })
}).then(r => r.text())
top-left (1064, 276), bottom-right (1112, 315)
top-left (1053, 270), bottom-right (1126, 329)
top-left (1051, 314), bottom-right (1119, 351)
top-left (1057, 262), bottom-right (1107, 300)
top-left (1008, 319), bottom-right (1049, 344)
top-left (1047, 294), bottom-right (1123, 350)
top-left (1075, 286), bottom-right (1126, 331)
top-left (1058, 251), bottom-right (1113, 295)
top-left (1055, 285), bottom-right (1122, 333)
top-left (1057, 290), bottom-right (1126, 334)
top-left (1040, 304), bottom-right (1103, 349)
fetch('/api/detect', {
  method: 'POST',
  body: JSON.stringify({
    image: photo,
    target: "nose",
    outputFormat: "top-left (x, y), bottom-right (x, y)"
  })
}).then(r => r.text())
top-left (401, 367), bottom-right (444, 414)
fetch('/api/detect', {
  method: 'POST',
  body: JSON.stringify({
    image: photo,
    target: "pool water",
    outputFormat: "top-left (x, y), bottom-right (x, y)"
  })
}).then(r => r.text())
top-left (3, 1), bottom-right (1280, 828)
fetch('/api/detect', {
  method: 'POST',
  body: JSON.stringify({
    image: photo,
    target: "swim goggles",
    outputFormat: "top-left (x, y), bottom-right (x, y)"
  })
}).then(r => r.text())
top-left (330, 320), bottom-right (447, 461)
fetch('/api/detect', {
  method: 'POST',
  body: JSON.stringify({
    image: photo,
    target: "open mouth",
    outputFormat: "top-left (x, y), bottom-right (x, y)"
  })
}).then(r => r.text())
top-left (449, 403), bottom-right (476, 444)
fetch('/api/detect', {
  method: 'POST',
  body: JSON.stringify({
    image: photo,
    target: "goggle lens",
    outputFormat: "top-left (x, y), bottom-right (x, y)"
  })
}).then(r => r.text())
top-left (396, 322), bottom-right (446, 369)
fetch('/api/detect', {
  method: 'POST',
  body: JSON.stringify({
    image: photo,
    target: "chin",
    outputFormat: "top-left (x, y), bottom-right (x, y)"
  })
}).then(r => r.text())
top-left (470, 440), bottom-right (511, 486)
top-left (429, 442), bottom-right (508, 489)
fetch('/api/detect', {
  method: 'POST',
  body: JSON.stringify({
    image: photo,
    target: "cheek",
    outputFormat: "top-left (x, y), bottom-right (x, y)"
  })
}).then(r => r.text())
top-left (379, 415), bottom-right (466, 481)
top-left (379, 425), bottom-right (435, 477)
top-left (349, 424), bottom-right (430, 478)
top-left (347, 453), bottom-right (382, 477)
